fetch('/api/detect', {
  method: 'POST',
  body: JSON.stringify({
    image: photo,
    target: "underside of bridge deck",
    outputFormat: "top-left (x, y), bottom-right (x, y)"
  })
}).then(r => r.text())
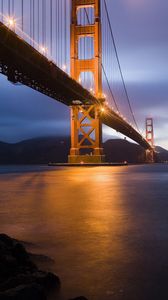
top-left (0, 21), bottom-right (152, 157)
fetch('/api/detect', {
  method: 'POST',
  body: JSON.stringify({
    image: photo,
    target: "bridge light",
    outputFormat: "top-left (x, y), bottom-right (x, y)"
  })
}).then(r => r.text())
top-left (39, 46), bottom-right (48, 55)
top-left (78, 77), bottom-right (81, 83)
top-left (89, 88), bottom-right (95, 95)
top-left (62, 64), bottom-right (67, 71)
top-left (6, 17), bottom-right (16, 29)
top-left (100, 107), bottom-right (105, 113)
top-left (79, 106), bottom-right (83, 113)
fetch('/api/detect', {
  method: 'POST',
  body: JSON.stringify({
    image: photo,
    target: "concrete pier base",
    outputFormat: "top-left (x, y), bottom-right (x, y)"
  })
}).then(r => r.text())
top-left (68, 154), bottom-right (106, 164)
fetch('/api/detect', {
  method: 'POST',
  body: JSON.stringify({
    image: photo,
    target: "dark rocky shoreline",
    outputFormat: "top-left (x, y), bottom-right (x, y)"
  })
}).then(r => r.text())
top-left (0, 234), bottom-right (88, 300)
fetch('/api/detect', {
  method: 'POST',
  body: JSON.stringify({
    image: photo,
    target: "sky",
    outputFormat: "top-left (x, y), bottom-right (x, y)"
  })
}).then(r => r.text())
top-left (0, 0), bottom-right (168, 149)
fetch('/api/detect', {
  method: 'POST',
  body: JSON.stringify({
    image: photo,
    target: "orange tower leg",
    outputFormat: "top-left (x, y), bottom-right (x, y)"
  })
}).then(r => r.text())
top-left (145, 118), bottom-right (155, 163)
top-left (68, 0), bottom-right (105, 163)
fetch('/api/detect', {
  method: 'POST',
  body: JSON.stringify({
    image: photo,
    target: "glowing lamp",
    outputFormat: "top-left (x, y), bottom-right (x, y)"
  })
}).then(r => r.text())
top-left (39, 46), bottom-right (48, 55)
top-left (62, 64), bottom-right (67, 71)
top-left (6, 17), bottom-right (16, 29)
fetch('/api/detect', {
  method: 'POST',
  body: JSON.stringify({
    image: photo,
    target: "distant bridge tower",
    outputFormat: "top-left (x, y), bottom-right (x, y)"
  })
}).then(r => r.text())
top-left (146, 118), bottom-right (154, 147)
top-left (145, 117), bottom-right (155, 163)
top-left (68, 0), bottom-right (105, 163)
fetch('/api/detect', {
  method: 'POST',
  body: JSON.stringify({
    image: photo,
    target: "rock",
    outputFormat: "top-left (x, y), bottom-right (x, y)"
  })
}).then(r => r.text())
top-left (12, 242), bottom-right (30, 262)
top-left (0, 283), bottom-right (46, 300)
top-left (0, 271), bottom-right (60, 291)
top-left (0, 234), bottom-right (61, 299)
top-left (0, 234), bottom-right (14, 248)
top-left (0, 234), bottom-right (36, 281)
top-left (0, 254), bottom-right (18, 280)
top-left (12, 242), bottom-right (37, 271)
top-left (32, 271), bottom-right (61, 289)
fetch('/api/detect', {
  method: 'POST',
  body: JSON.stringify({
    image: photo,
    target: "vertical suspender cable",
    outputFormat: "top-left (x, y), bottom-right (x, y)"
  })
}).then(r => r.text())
top-left (37, 0), bottom-right (39, 46)
top-left (55, 0), bottom-right (57, 63)
top-left (21, 0), bottom-right (23, 31)
top-left (59, 0), bottom-right (60, 65)
top-left (84, 8), bottom-right (86, 87)
top-left (42, 0), bottom-right (43, 45)
top-left (8, 0), bottom-right (10, 16)
top-left (44, 0), bottom-right (46, 46)
top-left (64, 0), bottom-right (66, 67)
top-left (1, 0), bottom-right (3, 22)
top-left (42, 0), bottom-right (44, 46)
top-left (30, 0), bottom-right (32, 42)
top-left (12, 0), bottom-right (14, 16)
top-left (57, 0), bottom-right (59, 63)
top-left (33, 0), bottom-right (35, 46)
top-left (57, 0), bottom-right (59, 64)
top-left (50, 0), bottom-right (52, 57)
top-left (61, 0), bottom-right (63, 67)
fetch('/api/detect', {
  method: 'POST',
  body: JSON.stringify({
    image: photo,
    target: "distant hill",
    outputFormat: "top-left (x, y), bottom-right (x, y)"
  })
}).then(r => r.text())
top-left (155, 146), bottom-right (168, 162)
top-left (0, 137), bottom-right (167, 164)
top-left (104, 139), bottom-right (146, 163)
top-left (0, 137), bottom-right (70, 164)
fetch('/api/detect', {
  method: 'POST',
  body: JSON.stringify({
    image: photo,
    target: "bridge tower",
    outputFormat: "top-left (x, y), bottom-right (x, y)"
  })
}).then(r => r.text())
top-left (145, 117), bottom-right (155, 163)
top-left (68, 0), bottom-right (105, 164)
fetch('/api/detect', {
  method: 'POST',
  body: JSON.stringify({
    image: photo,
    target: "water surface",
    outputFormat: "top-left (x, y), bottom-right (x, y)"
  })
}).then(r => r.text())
top-left (0, 164), bottom-right (168, 300)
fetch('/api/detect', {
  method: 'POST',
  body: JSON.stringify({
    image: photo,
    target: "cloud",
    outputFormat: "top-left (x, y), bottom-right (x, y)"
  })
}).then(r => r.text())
top-left (0, 76), bottom-right (70, 142)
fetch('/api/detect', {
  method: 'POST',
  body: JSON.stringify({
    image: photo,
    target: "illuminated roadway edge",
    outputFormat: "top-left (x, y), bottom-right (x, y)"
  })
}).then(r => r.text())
top-left (0, 22), bottom-right (151, 150)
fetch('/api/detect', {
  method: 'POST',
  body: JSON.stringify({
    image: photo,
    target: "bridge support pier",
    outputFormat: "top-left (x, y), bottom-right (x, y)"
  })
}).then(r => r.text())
top-left (145, 118), bottom-right (155, 163)
top-left (69, 0), bottom-right (105, 164)
top-left (145, 149), bottom-right (155, 163)
top-left (68, 104), bottom-right (105, 164)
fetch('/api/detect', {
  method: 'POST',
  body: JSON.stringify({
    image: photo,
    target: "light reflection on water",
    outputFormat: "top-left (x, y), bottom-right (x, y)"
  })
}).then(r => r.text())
top-left (0, 164), bottom-right (168, 300)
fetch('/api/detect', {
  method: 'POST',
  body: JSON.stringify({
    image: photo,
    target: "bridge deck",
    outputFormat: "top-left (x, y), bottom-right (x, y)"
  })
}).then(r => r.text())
top-left (0, 22), bottom-right (151, 150)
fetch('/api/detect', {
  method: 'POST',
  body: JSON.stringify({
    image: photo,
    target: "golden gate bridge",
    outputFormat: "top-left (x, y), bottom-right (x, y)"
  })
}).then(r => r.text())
top-left (0, 0), bottom-right (155, 163)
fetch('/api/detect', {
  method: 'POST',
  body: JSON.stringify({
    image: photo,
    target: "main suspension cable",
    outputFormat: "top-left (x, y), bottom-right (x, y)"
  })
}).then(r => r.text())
top-left (103, 0), bottom-right (139, 131)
